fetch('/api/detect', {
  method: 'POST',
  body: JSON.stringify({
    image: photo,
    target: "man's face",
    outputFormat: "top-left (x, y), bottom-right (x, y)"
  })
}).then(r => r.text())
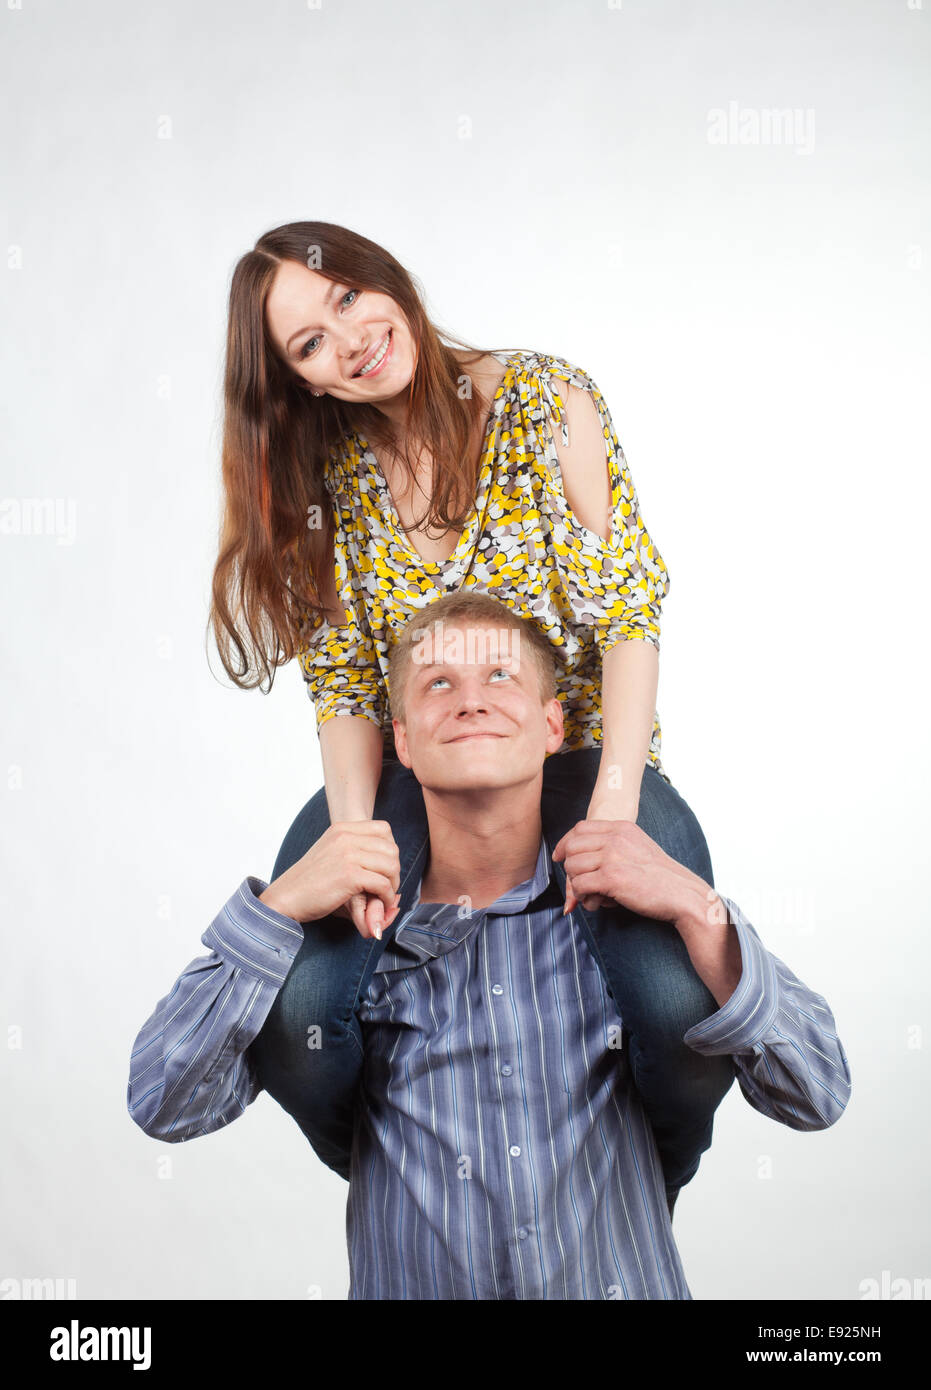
top-left (392, 621), bottom-right (564, 794)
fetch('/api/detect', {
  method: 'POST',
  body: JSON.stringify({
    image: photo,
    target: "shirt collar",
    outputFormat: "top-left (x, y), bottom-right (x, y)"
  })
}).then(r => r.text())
top-left (375, 834), bottom-right (562, 974)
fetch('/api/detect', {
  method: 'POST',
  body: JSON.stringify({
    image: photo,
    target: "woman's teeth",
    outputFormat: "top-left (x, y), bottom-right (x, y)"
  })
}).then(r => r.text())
top-left (354, 329), bottom-right (391, 377)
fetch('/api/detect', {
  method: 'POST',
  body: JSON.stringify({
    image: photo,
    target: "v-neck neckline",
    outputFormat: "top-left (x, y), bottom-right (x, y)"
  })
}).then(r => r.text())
top-left (352, 350), bottom-right (521, 574)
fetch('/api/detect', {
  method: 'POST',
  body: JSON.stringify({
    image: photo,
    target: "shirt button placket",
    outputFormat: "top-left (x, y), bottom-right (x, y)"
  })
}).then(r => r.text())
top-left (488, 960), bottom-right (532, 1270)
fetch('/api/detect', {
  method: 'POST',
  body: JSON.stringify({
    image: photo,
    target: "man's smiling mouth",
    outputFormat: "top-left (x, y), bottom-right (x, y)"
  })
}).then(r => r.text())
top-left (447, 732), bottom-right (506, 742)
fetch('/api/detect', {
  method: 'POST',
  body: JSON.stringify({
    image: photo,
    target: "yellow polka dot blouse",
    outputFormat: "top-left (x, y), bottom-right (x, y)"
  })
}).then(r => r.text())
top-left (299, 348), bottom-right (671, 782)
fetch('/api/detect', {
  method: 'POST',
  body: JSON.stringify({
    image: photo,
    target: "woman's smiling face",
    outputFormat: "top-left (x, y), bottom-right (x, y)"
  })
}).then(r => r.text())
top-left (264, 258), bottom-right (415, 401)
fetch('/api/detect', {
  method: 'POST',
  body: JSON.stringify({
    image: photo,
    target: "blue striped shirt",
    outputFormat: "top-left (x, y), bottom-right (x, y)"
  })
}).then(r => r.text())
top-left (127, 838), bottom-right (851, 1299)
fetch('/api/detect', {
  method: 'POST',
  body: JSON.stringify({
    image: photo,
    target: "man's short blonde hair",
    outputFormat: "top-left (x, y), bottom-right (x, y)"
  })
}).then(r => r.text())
top-left (387, 592), bottom-right (558, 723)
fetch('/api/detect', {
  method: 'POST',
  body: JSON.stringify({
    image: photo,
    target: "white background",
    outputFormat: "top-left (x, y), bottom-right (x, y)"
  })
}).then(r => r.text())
top-left (1, 0), bottom-right (928, 1301)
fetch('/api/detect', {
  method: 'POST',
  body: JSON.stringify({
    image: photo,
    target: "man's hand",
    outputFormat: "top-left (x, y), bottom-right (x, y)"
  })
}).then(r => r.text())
top-left (259, 821), bottom-right (402, 940)
top-left (553, 821), bottom-right (744, 1009)
top-left (552, 819), bottom-right (710, 924)
top-left (574, 801), bottom-right (639, 911)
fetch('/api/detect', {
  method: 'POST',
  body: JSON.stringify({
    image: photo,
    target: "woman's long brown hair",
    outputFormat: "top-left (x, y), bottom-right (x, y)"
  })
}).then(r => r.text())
top-left (209, 220), bottom-right (497, 691)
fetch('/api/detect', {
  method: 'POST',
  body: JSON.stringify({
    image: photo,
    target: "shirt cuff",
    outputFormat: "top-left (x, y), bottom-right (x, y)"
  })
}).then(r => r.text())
top-left (201, 878), bottom-right (305, 989)
top-left (682, 894), bottom-right (780, 1055)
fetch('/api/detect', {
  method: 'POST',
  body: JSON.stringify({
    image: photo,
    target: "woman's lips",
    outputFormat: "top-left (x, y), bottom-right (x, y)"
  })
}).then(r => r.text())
top-left (352, 328), bottom-right (393, 379)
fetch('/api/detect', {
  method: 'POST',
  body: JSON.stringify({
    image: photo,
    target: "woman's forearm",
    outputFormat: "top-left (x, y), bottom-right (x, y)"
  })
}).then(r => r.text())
top-left (318, 714), bottom-right (384, 821)
top-left (588, 637), bottom-right (660, 821)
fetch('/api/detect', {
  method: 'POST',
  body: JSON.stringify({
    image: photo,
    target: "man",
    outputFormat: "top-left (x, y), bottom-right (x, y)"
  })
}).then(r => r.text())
top-left (127, 594), bottom-right (851, 1300)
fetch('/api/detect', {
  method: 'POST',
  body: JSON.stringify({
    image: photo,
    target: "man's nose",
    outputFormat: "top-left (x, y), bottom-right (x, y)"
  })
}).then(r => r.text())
top-left (455, 687), bottom-right (488, 714)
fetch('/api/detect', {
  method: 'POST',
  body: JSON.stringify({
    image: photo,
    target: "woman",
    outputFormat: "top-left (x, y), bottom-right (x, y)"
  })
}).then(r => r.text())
top-left (210, 220), bottom-right (734, 1213)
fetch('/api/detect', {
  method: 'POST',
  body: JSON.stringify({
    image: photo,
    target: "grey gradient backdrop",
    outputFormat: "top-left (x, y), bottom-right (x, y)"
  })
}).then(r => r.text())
top-left (1, 0), bottom-right (928, 1301)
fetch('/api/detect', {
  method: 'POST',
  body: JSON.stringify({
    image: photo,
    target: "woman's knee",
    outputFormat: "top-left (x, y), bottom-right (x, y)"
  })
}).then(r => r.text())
top-left (540, 749), bottom-right (602, 840)
top-left (252, 1006), bottom-right (363, 1126)
top-left (638, 767), bottom-right (714, 888)
top-left (272, 784), bottom-right (332, 881)
top-left (601, 915), bottom-right (722, 1044)
top-left (627, 1024), bottom-right (736, 1116)
top-left (627, 969), bottom-right (720, 1052)
top-left (251, 940), bottom-right (365, 1104)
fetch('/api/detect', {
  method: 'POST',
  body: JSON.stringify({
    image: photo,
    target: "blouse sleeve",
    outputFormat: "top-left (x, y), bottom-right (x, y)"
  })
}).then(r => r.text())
top-left (297, 489), bottom-right (388, 733)
top-left (298, 607), bottom-right (388, 734)
top-left (537, 360), bottom-right (671, 660)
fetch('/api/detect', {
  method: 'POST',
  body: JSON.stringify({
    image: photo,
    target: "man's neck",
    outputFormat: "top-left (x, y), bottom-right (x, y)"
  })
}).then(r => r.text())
top-left (418, 782), bottom-right (546, 912)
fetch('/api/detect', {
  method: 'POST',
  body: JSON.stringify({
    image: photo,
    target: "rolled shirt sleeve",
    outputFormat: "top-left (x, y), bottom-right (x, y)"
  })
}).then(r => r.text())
top-left (684, 894), bottom-right (852, 1132)
top-left (126, 879), bottom-right (304, 1142)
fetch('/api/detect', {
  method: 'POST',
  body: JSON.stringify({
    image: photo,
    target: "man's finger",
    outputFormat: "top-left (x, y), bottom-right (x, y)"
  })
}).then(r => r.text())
top-left (366, 892), bottom-right (402, 940)
top-left (553, 820), bottom-right (611, 864)
top-left (581, 892), bottom-right (615, 910)
top-left (347, 873), bottom-right (404, 939)
top-left (347, 893), bottom-right (368, 936)
top-left (364, 895), bottom-right (383, 939)
top-left (561, 850), bottom-right (614, 880)
top-left (335, 837), bottom-right (402, 891)
top-left (563, 872), bottom-right (578, 916)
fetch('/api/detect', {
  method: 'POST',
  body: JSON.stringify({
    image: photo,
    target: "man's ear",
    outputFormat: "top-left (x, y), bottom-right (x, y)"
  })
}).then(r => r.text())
top-left (392, 717), bottom-right (412, 768)
top-left (544, 696), bottom-right (564, 754)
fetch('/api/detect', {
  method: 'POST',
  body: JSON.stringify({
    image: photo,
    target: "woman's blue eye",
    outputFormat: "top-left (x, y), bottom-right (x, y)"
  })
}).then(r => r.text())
top-left (299, 289), bottom-right (359, 359)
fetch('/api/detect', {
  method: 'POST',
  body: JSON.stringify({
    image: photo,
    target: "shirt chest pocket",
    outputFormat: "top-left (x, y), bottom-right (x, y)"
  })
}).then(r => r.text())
top-left (551, 962), bottom-right (610, 1012)
top-left (545, 964), bottom-right (628, 1094)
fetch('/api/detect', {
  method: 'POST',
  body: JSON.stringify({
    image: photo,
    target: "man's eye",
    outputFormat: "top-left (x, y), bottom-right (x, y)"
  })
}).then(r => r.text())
top-left (429, 676), bottom-right (450, 690)
top-left (299, 290), bottom-right (360, 359)
top-left (489, 668), bottom-right (511, 681)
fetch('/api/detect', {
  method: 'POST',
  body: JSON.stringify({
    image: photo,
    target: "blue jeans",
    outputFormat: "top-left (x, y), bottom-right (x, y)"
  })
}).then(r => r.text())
top-left (249, 747), bottom-right (736, 1198)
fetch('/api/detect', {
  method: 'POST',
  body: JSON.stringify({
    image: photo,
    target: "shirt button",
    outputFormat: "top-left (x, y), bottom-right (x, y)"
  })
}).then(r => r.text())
top-left (517, 1227), bottom-right (529, 1240)
top-left (491, 985), bottom-right (504, 996)
top-left (500, 1064), bottom-right (512, 1076)
top-left (509, 1145), bottom-right (521, 1157)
